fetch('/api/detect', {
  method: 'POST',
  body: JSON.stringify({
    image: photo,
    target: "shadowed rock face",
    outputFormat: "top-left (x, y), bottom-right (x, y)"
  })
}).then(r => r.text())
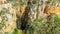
top-left (16, 0), bottom-right (31, 30)
top-left (16, 6), bottom-right (27, 30)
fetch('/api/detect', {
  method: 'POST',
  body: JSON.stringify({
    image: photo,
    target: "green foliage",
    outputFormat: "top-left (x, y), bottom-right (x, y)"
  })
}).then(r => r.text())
top-left (12, 28), bottom-right (18, 34)
top-left (6, 0), bottom-right (16, 2)
top-left (4, 32), bottom-right (9, 34)
top-left (58, 0), bottom-right (60, 2)
top-left (54, 16), bottom-right (60, 22)
top-left (25, 15), bottom-right (45, 34)
top-left (26, 13), bottom-right (60, 34)
top-left (26, 26), bottom-right (35, 34)
top-left (12, 28), bottom-right (22, 34)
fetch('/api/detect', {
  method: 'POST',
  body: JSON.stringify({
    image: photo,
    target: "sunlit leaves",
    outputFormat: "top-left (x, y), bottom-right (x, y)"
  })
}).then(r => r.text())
top-left (54, 16), bottom-right (60, 22)
top-left (12, 28), bottom-right (18, 34)
top-left (4, 32), bottom-right (9, 34)
top-left (12, 28), bottom-right (22, 34)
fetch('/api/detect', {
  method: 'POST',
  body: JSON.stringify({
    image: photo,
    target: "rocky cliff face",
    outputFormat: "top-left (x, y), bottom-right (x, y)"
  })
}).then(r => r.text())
top-left (0, 0), bottom-right (60, 34)
top-left (0, 0), bottom-right (16, 34)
